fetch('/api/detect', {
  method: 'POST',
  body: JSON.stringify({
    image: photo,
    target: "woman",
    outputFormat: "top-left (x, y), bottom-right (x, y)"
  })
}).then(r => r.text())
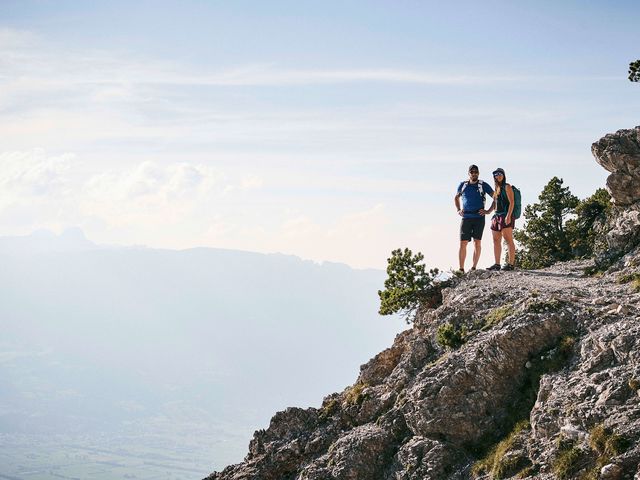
top-left (487, 167), bottom-right (516, 271)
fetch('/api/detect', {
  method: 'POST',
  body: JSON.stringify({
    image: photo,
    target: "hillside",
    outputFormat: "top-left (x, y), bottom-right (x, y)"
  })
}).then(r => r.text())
top-left (206, 126), bottom-right (640, 479)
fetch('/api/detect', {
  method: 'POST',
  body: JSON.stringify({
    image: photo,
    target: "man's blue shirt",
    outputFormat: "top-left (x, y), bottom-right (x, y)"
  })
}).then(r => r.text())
top-left (457, 180), bottom-right (494, 218)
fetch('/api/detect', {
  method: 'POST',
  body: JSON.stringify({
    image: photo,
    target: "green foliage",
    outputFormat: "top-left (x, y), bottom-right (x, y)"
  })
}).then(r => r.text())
top-left (344, 382), bottom-right (368, 406)
top-left (525, 299), bottom-right (564, 314)
top-left (515, 465), bottom-right (535, 478)
top-left (436, 323), bottom-right (467, 349)
top-left (515, 180), bottom-right (610, 269)
top-left (618, 272), bottom-right (640, 292)
top-left (319, 398), bottom-right (339, 421)
top-left (617, 272), bottom-right (640, 284)
top-left (471, 420), bottom-right (531, 479)
top-left (581, 424), bottom-right (631, 479)
top-left (483, 304), bottom-right (514, 330)
top-left (378, 248), bottom-right (443, 320)
top-left (630, 59), bottom-right (640, 82)
top-left (552, 445), bottom-right (585, 480)
top-left (550, 425), bottom-right (629, 480)
top-left (589, 424), bottom-right (629, 458)
top-left (515, 177), bottom-right (579, 268)
top-left (565, 188), bottom-right (611, 258)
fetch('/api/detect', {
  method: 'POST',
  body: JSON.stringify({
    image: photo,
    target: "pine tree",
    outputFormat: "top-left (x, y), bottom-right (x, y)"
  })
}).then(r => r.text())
top-left (514, 177), bottom-right (579, 269)
top-left (378, 248), bottom-right (442, 322)
top-left (565, 188), bottom-right (611, 258)
top-left (630, 60), bottom-right (640, 82)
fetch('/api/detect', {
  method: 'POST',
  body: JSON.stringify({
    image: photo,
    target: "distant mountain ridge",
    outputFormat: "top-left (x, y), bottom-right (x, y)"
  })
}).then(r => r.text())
top-left (0, 232), bottom-right (403, 479)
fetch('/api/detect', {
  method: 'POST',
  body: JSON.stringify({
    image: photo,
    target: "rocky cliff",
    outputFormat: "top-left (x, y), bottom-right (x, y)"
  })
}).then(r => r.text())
top-left (205, 127), bottom-right (640, 480)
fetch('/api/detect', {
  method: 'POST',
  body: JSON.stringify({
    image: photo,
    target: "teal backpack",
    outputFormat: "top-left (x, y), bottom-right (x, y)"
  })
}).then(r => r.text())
top-left (511, 185), bottom-right (522, 219)
top-left (499, 184), bottom-right (522, 219)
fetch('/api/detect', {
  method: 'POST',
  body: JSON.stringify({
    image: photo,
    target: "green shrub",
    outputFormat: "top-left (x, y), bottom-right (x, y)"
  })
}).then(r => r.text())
top-left (515, 465), bottom-right (535, 478)
top-left (483, 304), bottom-right (514, 329)
top-left (525, 299), bottom-right (564, 314)
top-left (319, 398), bottom-right (339, 420)
top-left (589, 424), bottom-right (630, 458)
top-left (583, 424), bottom-right (631, 478)
top-left (436, 323), bottom-right (467, 349)
top-left (515, 180), bottom-right (610, 269)
top-left (617, 272), bottom-right (640, 284)
top-left (378, 248), bottom-right (445, 321)
top-left (552, 445), bottom-right (585, 480)
top-left (566, 188), bottom-right (612, 258)
top-left (344, 382), bottom-right (368, 406)
top-left (630, 59), bottom-right (640, 82)
top-left (472, 420), bottom-right (531, 479)
top-left (514, 177), bottom-right (579, 269)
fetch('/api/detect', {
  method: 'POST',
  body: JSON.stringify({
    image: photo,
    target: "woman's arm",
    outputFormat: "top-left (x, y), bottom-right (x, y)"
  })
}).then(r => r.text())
top-left (506, 184), bottom-right (515, 221)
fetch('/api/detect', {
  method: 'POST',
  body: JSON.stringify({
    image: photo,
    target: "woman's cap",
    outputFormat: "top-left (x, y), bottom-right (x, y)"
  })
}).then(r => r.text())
top-left (492, 167), bottom-right (505, 176)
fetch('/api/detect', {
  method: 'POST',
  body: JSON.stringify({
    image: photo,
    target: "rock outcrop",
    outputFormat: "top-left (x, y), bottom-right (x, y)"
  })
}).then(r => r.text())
top-left (592, 126), bottom-right (640, 267)
top-left (592, 126), bottom-right (640, 206)
top-left (206, 256), bottom-right (640, 479)
top-left (205, 129), bottom-right (640, 479)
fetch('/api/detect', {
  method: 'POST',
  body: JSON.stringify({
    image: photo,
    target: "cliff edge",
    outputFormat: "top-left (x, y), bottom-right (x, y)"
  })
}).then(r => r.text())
top-left (206, 127), bottom-right (640, 480)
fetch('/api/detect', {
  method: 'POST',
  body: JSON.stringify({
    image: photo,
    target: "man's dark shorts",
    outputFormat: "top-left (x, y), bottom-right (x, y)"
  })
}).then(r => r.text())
top-left (460, 217), bottom-right (485, 241)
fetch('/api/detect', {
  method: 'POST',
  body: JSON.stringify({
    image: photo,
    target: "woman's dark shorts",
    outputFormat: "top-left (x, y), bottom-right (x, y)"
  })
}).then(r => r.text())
top-left (460, 217), bottom-right (485, 241)
top-left (491, 214), bottom-right (516, 232)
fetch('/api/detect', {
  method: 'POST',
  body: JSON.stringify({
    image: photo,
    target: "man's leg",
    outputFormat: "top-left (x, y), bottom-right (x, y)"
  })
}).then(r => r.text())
top-left (459, 218), bottom-right (471, 271)
top-left (492, 230), bottom-right (502, 265)
top-left (459, 241), bottom-right (468, 271)
top-left (472, 239), bottom-right (482, 269)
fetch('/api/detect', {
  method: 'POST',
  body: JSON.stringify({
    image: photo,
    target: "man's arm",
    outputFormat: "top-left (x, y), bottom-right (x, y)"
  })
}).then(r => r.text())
top-left (480, 182), bottom-right (495, 215)
top-left (482, 199), bottom-right (496, 215)
top-left (454, 193), bottom-right (463, 216)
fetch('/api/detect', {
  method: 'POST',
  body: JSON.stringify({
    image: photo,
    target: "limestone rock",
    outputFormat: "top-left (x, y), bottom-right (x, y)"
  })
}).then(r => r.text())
top-left (592, 126), bottom-right (640, 205)
top-left (206, 258), bottom-right (640, 480)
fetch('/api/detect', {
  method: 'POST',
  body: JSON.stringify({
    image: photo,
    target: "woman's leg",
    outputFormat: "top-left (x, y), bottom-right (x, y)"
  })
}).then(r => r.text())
top-left (502, 228), bottom-right (516, 265)
top-left (492, 230), bottom-right (502, 265)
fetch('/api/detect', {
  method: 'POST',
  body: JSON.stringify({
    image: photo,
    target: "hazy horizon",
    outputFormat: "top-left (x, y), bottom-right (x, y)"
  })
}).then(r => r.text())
top-left (1, 1), bottom-right (638, 269)
top-left (0, 230), bottom-right (405, 479)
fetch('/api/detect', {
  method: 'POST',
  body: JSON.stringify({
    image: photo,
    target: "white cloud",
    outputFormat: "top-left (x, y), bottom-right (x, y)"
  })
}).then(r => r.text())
top-left (0, 149), bottom-right (74, 205)
top-left (240, 175), bottom-right (264, 190)
top-left (81, 161), bottom-right (227, 228)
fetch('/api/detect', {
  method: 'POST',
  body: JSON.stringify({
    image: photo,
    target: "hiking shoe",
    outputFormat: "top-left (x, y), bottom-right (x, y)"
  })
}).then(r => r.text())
top-left (486, 263), bottom-right (501, 271)
top-left (502, 263), bottom-right (515, 271)
top-left (470, 267), bottom-right (476, 271)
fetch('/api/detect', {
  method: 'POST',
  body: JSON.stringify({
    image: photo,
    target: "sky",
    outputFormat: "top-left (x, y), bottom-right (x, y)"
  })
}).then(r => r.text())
top-left (0, 0), bottom-right (638, 269)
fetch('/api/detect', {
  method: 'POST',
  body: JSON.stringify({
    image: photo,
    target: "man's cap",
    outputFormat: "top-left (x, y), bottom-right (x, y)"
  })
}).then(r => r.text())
top-left (468, 164), bottom-right (479, 172)
top-left (492, 167), bottom-right (506, 176)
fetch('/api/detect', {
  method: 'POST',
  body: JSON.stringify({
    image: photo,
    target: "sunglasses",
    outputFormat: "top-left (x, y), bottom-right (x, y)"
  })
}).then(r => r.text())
top-left (493, 172), bottom-right (504, 177)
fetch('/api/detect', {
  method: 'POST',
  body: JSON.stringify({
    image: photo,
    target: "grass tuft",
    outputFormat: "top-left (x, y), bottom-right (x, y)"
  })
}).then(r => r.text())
top-left (472, 420), bottom-right (530, 479)
top-left (436, 323), bottom-right (467, 349)
top-left (552, 445), bottom-right (585, 480)
top-left (483, 304), bottom-right (515, 330)
top-left (344, 382), bottom-right (368, 406)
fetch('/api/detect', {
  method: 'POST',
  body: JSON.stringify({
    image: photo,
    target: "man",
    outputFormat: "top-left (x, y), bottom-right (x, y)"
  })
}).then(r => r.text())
top-left (454, 165), bottom-right (495, 272)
